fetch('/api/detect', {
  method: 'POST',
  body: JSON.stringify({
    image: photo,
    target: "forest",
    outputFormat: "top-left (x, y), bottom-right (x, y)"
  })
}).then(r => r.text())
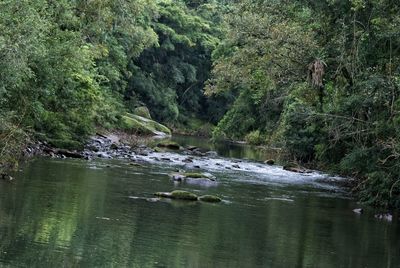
top-left (0, 0), bottom-right (399, 210)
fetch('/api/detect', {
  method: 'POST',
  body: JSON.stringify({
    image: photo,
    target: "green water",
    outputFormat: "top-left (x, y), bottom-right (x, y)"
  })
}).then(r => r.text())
top-left (171, 135), bottom-right (280, 161)
top-left (0, 137), bottom-right (399, 268)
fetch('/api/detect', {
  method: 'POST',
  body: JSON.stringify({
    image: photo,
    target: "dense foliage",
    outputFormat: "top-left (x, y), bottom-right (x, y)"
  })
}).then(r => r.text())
top-left (1, 0), bottom-right (399, 209)
top-left (206, 0), bottom-right (400, 209)
top-left (0, 0), bottom-right (223, 170)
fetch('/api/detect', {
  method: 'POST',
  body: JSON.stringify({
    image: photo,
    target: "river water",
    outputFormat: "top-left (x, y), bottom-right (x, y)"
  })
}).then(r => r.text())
top-left (0, 136), bottom-right (399, 267)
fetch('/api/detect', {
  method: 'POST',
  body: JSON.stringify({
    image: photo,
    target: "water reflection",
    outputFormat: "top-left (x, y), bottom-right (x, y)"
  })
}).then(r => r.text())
top-left (171, 135), bottom-right (284, 162)
top-left (0, 156), bottom-right (399, 267)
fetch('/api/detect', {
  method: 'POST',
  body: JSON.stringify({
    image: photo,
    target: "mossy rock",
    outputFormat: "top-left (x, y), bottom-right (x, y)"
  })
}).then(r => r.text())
top-left (122, 115), bottom-right (154, 135)
top-left (157, 141), bottom-right (180, 150)
top-left (170, 190), bottom-right (198, 200)
top-left (183, 172), bottom-right (206, 178)
top-left (122, 113), bottom-right (171, 136)
top-left (185, 172), bottom-right (215, 180)
top-left (199, 195), bottom-right (222, 203)
top-left (134, 106), bottom-right (152, 119)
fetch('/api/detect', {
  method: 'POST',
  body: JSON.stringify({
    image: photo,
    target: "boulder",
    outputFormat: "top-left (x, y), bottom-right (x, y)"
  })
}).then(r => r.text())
top-left (170, 190), bottom-right (198, 200)
top-left (199, 195), bottom-right (222, 203)
top-left (264, 159), bottom-right (275, 165)
top-left (122, 113), bottom-right (171, 136)
top-left (134, 106), bottom-right (152, 119)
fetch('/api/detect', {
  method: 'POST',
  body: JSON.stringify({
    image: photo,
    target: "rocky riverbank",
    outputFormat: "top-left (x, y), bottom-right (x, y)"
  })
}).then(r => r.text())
top-left (5, 132), bottom-right (396, 222)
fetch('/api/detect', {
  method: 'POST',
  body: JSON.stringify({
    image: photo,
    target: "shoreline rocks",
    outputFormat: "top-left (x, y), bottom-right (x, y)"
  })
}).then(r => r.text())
top-left (375, 213), bottom-right (393, 222)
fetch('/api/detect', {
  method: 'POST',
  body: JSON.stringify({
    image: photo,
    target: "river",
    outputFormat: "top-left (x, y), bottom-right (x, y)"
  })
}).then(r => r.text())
top-left (0, 135), bottom-right (399, 267)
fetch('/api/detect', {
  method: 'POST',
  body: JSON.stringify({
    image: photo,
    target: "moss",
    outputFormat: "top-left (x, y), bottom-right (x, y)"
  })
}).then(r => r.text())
top-left (199, 195), bottom-right (222, 203)
top-left (122, 113), bottom-right (171, 136)
top-left (122, 115), bottom-right (153, 135)
top-left (134, 106), bottom-right (152, 119)
top-left (187, 172), bottom-right (216, 181)
top-left (184, 172), bottom-right (209, 178)
top-left (170, 190), bottom-right (198, 200)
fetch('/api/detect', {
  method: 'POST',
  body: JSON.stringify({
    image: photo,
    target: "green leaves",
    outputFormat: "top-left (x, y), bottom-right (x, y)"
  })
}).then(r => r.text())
top-left (125, 0), bottom-right (222, 123)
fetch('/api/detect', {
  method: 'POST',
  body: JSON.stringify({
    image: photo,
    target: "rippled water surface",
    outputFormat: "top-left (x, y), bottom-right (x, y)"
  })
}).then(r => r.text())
top-left (0, 136), bottom-right (399, 267)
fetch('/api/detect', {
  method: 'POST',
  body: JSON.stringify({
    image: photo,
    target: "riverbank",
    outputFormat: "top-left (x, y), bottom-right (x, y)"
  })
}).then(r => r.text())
top-left (1, 128), bottom-right (397, 220)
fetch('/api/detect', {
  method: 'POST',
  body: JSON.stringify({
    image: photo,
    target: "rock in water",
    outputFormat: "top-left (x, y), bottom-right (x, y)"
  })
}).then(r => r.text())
top-left (353, 208), bottom-right (363, 214)
top-left (264, 159), bottom-right (275, 165)
top-left (375, 213), bottom-right (393, 222)
top-left (185, 172), bottom-right (215, 180)
top-left (199, 195), bottom-right (222, 203)
top-left (1, 174), bottom-right (14, 182)
top-left (170, 190), bottom-right (198, 200)
top-left (154, 192), bottom-right (173, 198)
top-left (169, 172), bottom-right (217, 182)
top-left (154, 190), bottom-right (198, 201)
